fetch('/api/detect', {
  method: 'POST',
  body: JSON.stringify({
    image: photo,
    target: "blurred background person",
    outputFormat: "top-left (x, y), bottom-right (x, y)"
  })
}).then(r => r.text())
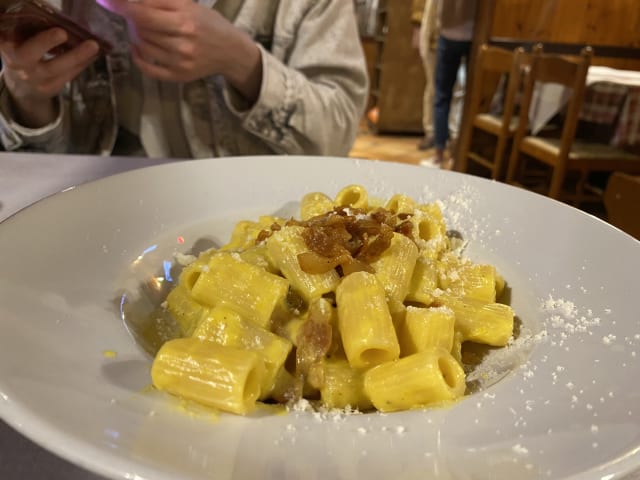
top-left (430, 0), bottom-right (476, 167)
top-left (411, 0), bottom-right (438, 151)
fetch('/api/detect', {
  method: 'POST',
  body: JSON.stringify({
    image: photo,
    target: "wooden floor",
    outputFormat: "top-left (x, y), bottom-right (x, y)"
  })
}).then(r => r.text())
top-left (348, 122), bottom-right (436, 166)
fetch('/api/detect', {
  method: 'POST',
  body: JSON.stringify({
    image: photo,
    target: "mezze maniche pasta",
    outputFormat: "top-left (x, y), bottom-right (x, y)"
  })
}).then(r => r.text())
top-left (150, 185), bottom-right (515, 415)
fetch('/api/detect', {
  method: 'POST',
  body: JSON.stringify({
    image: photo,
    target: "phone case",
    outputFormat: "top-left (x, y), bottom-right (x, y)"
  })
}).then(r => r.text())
top-left (0, 0), bottom-right (112, 54)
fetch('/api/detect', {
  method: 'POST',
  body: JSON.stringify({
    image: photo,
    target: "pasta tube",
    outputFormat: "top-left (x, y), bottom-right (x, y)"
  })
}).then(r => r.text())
top-left (384, 194), bottom-right (417, 215)
top-left (190, 252), bottom-right (289, 329)
top-left (459, 263), bottom-right (498, 303)
top-left (221, 216), bottom-right (284, 251)
top-left (363, 348), bottom-right (465, 412)
top-left (164, 285), bottom-right (209, 336)
top-left (411, 203), bottom-right (450, 259)
top-left (319, 358), bottom-right (372, 411)
top-left (439, 294), bottom-right (514, 347)
top-left (238, 243), bottom-right (278, 273)
top-left (405, 255), bottom-right (438, 305)
top-left (334, 184), bottom-right (368, 209)
top-left (151, 338), bottom-right (265, 415)
top-left (399, 306), bottom-right (456, 355)
top-left (370, 232), bottom-right (419, 305)
top-left (438, 257), bottom-right (497, 303)
top-left (192, 306), bottom-right (292, 399)
top-left (495, 271), bottom-right (506, 299)
top-left (451, 330), bottom-right (464, 365)
top-left (336, 271), bottom-right (400, 369)
top-left (300, 191), bottom-right (335, 220)
top-left (175, 247), bottom-right (219, 294)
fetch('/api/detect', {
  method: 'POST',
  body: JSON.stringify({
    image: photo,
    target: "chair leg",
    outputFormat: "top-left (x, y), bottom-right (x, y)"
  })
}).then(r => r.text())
top-left (492, 135), bottom-right (508, 181)
top-left (574, 170), bottom-right (589, 207)
top-left (457, 127), bottom-right (473, 174)
top-left (548, 164), bottom-right (567, 200)
top-left (505, 143), bottom-right (520, 185)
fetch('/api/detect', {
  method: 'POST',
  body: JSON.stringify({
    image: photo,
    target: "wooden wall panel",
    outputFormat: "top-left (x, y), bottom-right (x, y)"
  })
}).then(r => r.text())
top-left (492, 0), bottom-right (640, 46)
top-left (457, 0), bottom-right (640, 167)
top-left (489, 0), bottom-right (640, 69)
top-left (371, 0), bottom-right (426, 133)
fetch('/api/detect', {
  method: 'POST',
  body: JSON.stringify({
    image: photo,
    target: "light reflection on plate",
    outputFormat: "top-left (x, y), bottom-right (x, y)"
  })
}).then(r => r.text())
top-left (0, 156), bottom-right (639, 480)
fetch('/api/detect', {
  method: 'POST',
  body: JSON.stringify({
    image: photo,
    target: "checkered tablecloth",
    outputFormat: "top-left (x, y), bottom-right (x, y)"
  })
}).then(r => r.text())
top-left (612, 85), bottom-right (640, 146)
top-left (529, 66), bottom-right (640, 147)
top-left (580, 80), bottom-right (640, 147)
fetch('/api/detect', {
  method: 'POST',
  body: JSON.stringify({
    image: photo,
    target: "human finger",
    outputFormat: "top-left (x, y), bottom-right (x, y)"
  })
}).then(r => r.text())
top-left (38, 52), bottom-right (99, 96)
top-left (130, 46), bottom-right (176, 82)
top-left (2, 39), bottom-right (99, 102)
top-left (130, 37), bottom-right (174, 65)
top-left (3, 28), bottom-right (68, 67)
top-left (125, 4), bottom-right (195, 36)
top-left (36, 40), bottom-right (100, 88)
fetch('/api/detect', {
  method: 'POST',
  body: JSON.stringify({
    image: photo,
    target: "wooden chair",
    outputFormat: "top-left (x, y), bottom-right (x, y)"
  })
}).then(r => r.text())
top-left (457, 44), bottom-right (528, 180)
top-left (505, 46), bottom-right (640, 207)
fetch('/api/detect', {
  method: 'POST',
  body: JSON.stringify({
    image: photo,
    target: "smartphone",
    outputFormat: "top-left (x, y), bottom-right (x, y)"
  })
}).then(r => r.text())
top-left (0, 0), bottom-right (112, 54)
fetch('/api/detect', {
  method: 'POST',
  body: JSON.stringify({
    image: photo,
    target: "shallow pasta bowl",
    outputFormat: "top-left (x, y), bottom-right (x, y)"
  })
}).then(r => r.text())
top-left (0, 155), bottom-right (639, 480)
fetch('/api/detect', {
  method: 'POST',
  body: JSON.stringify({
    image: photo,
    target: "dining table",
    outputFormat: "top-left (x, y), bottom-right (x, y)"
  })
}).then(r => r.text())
top-left (528, 65), bottom-right (640, 149)
top-left (0, 151), bottom-right (176, 480)
top-left (1, 151), bottom-right (640, 480)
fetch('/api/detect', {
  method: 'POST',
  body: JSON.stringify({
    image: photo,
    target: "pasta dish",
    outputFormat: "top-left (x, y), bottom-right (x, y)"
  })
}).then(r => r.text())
top-left (150, 185), bottom-right (515, 415)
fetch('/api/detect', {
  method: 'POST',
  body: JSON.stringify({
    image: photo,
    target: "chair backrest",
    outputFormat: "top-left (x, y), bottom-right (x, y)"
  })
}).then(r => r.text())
top-left (457, 44), bottom-right (530, 177)
top-left (468, 44), bottom-right (527, 120)
top-left (517, 46), bottom-right (593, 157)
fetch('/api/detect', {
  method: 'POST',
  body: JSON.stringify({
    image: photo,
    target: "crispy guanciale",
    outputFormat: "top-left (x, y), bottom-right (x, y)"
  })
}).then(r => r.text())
top-left (258, 206), bottom-right (415, 276)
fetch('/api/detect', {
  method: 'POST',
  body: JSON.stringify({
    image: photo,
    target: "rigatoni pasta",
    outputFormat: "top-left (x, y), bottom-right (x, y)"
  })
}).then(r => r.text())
top-left (335, 271), bottom-right (400, 369)
top-left (364, 348), bottom-right (466, 412)
top-left (151, 338), bottom-right (265, 415)
top-left (319, 358), bottom-right (372, 411)
top-left (189, 252), bottom-right (289, 329)
top-left (192, 306), bottom-right (292, 399)
top-left (398, 305), bottom-right (456, 356)
top-left (334, 184), bottom-right (368, 209)
top-left (370, 232), bottom-right (420, 308)
top-left (150, 185), bottom-right (516, 416)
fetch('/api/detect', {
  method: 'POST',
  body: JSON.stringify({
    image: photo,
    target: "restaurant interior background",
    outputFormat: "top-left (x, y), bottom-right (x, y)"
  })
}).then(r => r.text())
top-left (350, 0), bottom-right (640, 241)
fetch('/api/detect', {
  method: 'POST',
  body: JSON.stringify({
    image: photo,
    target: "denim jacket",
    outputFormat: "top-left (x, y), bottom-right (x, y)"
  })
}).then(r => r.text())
top-left (0, 0), bottom-right (369, 157)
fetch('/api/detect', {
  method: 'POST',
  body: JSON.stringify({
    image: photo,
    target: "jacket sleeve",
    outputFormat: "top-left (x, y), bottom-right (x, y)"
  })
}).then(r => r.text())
top-left (0, 74), bottom-right (68, 153)
top-left (223, 0), bottom-right (369, 157)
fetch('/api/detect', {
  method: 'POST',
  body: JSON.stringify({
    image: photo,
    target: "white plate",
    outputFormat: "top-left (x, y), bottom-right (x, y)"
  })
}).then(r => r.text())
top-left (1, 156), bottom-right (639, 480)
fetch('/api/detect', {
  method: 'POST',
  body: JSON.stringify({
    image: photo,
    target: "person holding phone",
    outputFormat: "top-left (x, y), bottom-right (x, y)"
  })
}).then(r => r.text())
top-left (0, 0), bottom-right (369, 157)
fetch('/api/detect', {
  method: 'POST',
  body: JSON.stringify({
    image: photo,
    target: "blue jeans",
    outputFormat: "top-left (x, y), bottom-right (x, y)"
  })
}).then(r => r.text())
top-left (433, 36), bottom-right (471, 150)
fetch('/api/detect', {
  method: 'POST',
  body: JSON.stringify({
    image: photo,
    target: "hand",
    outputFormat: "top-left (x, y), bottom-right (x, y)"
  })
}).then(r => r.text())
top-left (0, 28), bottom-right (99, 127)
top-left (97, 0), bottom-right (263, 103)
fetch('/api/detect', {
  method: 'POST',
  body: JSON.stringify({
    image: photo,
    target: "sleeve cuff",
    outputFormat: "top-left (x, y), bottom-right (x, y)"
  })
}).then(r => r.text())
top-left (0, 74), bottom-right (64, 151)
top-left (222, 44), bottom-right (298, 146)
